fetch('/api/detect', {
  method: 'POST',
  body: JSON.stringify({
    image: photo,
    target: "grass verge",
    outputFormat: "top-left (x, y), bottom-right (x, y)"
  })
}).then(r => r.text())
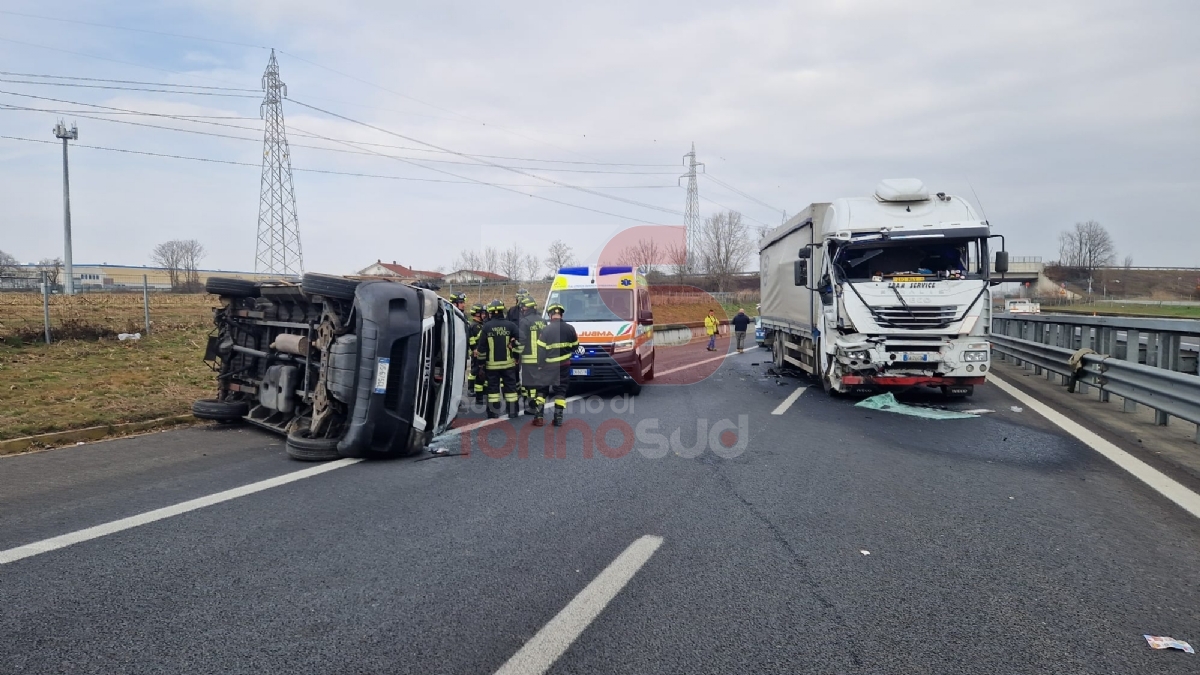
top-left (0, 327), bottom-right (215, 441)
top-left (1048, 304), bottom-right (1200, 319)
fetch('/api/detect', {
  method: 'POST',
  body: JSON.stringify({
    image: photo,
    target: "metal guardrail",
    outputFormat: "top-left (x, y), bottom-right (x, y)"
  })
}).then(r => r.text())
top-left (989, 313), bottom-right (1200, 443)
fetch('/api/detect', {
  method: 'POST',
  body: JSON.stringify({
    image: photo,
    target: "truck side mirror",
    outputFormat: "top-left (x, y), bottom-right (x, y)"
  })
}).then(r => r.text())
top-left (994, 251), bottom-right (1009, 274)
top-left (794, 260), bottom-right (808, 287)
top-left (796, 248), bottom-right (811, 259)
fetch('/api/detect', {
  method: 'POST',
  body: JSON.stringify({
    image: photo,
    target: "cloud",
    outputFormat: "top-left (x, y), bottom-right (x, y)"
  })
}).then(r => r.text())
top-left (0, 0), bottom-right (1196, 273)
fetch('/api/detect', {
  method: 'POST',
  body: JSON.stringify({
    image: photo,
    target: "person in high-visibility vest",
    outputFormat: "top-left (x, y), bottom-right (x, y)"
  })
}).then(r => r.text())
top-left (517, 297), bottom-right (548, 417)
top-left (467, 303), bottom-right (487, 404)
top-left (705, 309), bottom-right (720, 351)
top-left (534, 303), bottom-right (579, 427)
top-left (477, 300), bottom-right (522, 419)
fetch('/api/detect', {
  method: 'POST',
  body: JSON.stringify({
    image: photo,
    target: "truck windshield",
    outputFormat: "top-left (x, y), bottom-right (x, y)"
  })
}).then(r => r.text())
top-left (835, 237), bottom-right (983, 281)
top-left (547, 289), bottom-right (633, 321)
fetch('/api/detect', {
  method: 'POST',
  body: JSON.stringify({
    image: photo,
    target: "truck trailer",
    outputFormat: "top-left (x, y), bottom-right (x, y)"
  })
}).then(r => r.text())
top-left (759, 179), bottom-right (1009, 397)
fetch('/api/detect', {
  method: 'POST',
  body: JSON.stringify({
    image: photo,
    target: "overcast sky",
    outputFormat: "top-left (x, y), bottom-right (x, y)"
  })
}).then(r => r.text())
top-left (1, 0), bottom-right (1197, 274)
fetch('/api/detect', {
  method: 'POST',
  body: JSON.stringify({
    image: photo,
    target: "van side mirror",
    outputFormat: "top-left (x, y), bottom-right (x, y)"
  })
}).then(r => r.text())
top-left (639, 309), bottom-right (653, 325)
top-left (994, 251), bottom-right (1009, 274)
top-left (794, 260), bottom-right (809, 287)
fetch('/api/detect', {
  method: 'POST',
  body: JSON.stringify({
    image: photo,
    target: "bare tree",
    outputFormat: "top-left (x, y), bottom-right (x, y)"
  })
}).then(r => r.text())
top-left (663, 240), bottom-right (692, 284)
top-left (523, 254), bottom-right (541, 281)
top-left (37, 257), bottom-right (63, 288)
top-left (1057, 220), bottom-right (1116, 273)
top-left (697, 210), bottom-right (754, 292)
top-left (151, 239), bottom-right (205, 291)
top-left (179, 240), bottom-right (206, 292)
top-left (453, 249), bottom-right (483, 271)
top-left (481, 246), bottom-right (500, 274)
top-left (499, 244), bottom-right (525, 280)
top-left (618, 238), bottom-right (662, 273)
top-left (0, 249), bottom-right (18, 277)
top-left (544, 239), bottom-right (575, 275)
top-left (1123, 254), bottom-right (1134, 269)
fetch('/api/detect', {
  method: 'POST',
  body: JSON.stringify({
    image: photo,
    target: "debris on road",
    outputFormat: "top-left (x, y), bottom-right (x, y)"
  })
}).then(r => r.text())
top-left (1144, 635), bottom-right (1194, 654)
top-left (860, 550), bottom-right (870, 556)
top-left (1010, 406), bottom-right (1024, 413)
top-left (117, 333), bottom-right (141, 341)
top-left (856, 393), bottom-right (978, 420)
top-left (959, 409), bottom-right (995, 414)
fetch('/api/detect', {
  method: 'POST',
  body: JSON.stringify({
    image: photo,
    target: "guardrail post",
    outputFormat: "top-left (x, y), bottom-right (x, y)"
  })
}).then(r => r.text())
top-left (1123, 329), bottom-right (1140, 413)
top-left (1098, 327), bottom-right (1114, 402)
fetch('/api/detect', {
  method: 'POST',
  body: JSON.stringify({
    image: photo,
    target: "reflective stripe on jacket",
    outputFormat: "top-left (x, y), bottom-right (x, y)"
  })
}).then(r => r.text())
top-left (704, 315), bottom-right (719, 335)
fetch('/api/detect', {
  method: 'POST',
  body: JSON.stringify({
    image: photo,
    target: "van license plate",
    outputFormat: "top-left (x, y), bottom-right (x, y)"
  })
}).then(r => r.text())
top-left (374, 358), bottom-right (390, 393)
top-left (570, 368), bottom-right (590, 376)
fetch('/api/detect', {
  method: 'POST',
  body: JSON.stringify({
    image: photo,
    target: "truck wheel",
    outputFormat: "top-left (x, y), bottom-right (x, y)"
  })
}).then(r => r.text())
top-left (192, 398), bottom-right (249, 422)
top-left (204, 277), bottom-right (259, 298)
top-left (301, 273), bottom-right (360, 301)
top-left (772, 336), bottom-right (784, 369)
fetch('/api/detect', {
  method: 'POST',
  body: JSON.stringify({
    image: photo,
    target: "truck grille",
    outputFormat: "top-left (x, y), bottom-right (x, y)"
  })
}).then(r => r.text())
top-left (874, 306), bottom-right (958, 329)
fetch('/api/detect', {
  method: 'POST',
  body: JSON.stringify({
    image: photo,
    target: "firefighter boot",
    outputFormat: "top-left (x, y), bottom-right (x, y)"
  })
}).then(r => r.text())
top-left (531, 414), bottom-right (545, 427)
top-left (508, 401), bottom-right (520, 419)
top-left (552, 408), bottom-right (564, 427)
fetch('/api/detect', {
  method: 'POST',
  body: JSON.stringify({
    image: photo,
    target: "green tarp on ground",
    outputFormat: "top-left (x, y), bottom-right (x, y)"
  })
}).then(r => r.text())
top-left (855, 393), bottom-right (979, 419)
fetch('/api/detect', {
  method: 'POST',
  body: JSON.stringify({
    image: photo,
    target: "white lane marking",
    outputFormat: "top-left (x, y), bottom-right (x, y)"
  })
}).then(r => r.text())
top-left (655, 346), bottom-right (758, 379)
top-left (771, 386), bottom-right (808, 415)
top-left (0, 458), bottom-right (362, 565)
top-left (495, 534), bottom-right (663, 675)
top-left (440, 394), bottom-right (589, 438)
top-left (989, 374), bottom-right (1200, 519)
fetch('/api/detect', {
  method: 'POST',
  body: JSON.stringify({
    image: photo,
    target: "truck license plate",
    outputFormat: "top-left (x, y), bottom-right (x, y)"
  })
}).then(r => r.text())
top-left (570, 368), bottom-right (590, 376)
top-left (898, 352), bottom-right (939, 362)
top-left (374, 358), bottom-right (390, 393)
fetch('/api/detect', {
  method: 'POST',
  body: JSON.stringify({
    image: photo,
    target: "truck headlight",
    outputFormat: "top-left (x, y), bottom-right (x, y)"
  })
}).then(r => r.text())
top-left (614, 339), bottom-right (635, 353)
top-left (962, 350), bottom-right (989, 362)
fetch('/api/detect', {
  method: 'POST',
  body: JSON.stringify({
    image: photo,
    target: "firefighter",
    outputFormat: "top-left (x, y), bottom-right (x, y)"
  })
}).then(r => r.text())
top-left (517, 297), bottom-right (548, 417)
top-left (467, 303), bottom-right (488, 404)
top-left (478, 299), bottom-right (521, 419)
top-left (506, 289), bottom-right (529, 323)
top-left (449, 292), bottom-right (467, 313)
top-left (535, 302), bottom-right (579, 427)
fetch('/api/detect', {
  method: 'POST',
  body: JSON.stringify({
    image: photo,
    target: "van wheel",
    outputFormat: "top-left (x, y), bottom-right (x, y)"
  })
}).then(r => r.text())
top-left (644, 357), bottom-right (654, 381)
top-left (288, 417), bottom-right (345, 458)
top-left (204, 277), bottom-right (259, 298)
top-left (301, 273), bottom-right (359, 301)
top-left (192, 398), bottom-right (248, 422)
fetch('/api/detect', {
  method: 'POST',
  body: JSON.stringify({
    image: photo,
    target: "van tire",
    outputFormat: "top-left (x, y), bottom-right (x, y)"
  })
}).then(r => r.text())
top-left (204, 277), bottom-right (259, 298)
top-left (644, 358), bottom-right (654, 381)
top-left (192, 398), bottom-right (249, 422)
top-left (626, 381), bottom-right (643, 396)
top-left (301, 273), bottom-right (359, 301)
top-left (285, 432), bottom-right (342, 461)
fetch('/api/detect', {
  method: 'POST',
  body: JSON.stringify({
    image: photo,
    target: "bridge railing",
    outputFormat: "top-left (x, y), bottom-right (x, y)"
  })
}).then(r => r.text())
top-left (989, 313), bottom-right (1200, 443)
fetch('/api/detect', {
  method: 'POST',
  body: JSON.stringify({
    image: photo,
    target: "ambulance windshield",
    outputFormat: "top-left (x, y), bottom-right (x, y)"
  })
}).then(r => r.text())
top-left (547, 289), bottom-right (633, 322)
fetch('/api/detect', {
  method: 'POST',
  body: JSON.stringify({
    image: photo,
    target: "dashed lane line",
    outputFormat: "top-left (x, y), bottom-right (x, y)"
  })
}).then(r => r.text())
top-left (771, 386), bottom-right (808, 415)
top-left (0, 458), bottom-right (363, 565)
top-left (494, 535), bottom-right (664, 675)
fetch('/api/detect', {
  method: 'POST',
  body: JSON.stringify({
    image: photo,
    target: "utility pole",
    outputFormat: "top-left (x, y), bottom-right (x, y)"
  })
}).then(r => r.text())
top-left (681, 143), bottom-right (703, 270)
top-left (54, 120), bottom-right (78, 295)
top-left (255, 49), bottom-right (304, 276)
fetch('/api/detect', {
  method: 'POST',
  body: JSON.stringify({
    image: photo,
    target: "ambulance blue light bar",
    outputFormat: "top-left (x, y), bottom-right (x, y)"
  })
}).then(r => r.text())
top-left (598, 266), bottom-right (633, 275)
top-left (558, 266), bottom-right (589, 276)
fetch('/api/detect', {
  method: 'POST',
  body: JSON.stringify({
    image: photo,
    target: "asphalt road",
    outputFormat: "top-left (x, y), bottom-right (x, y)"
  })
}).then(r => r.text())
top-left (2, 333), bottom-right (1199, 674)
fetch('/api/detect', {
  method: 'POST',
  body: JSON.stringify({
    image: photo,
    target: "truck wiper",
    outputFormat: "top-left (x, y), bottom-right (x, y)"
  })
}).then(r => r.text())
top-left (890, 285), bottom-right (916, 318)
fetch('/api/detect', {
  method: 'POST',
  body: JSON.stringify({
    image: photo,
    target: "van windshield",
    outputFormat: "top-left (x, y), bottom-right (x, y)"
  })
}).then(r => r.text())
top-left (547, 289), bottom-right (633, 321)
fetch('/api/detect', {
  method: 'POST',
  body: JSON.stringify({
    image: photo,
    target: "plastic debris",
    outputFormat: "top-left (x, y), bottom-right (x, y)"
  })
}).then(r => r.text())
top-left (1010, 405), bottom-right (1023, 413)
top-left (1144, 635), bottom-right (1194, 654)
top-left (960, 409), bottom-right (995, 414)
top-left (856, 393), bottom-right (978, 419)
top-left (860, 550), bottom-right (870, 556)
top-left (428, 447), bottom-right (452, 455)
top-left (117, 333), bottom-right (142, 341)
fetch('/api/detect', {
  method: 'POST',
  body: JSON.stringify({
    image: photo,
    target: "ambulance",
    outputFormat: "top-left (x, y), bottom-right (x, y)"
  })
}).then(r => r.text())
top-left (545, 266), bottom-right (655, 394)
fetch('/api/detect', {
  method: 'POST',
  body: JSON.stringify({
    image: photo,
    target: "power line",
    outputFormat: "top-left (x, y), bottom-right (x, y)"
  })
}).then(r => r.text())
top-left (0, 103), bottom-right (684, 175)
top-left (0, 71), bottom-right (260, 91)
top-left (0, 134), bottom-right (677, 189)
top-left (702, 173), bottom-right (785, 215)
top-left (0, 90), bottom-right (680, 168)
top-left (0, 77), bottom-right (262, 98)
top-left (699, 194), bottom-right (771, 228)
top-left (288, 98), bottom-right (684, 217)
top-left (0, 9), bottom-right (268, 49)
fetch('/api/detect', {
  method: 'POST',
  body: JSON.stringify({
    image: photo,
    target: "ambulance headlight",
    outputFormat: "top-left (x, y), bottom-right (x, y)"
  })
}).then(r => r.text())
top-left (614, 340), bottom-right (635, 353)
